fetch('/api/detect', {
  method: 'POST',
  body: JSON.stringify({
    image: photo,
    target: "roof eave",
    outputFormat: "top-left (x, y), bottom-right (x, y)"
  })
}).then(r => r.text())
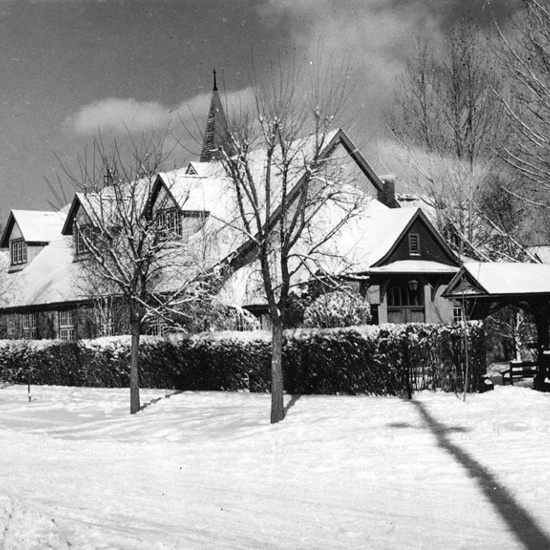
top-left (0, 212), bottom-right (16, 248)
top-left (61, 195), bottom-right (83, 236)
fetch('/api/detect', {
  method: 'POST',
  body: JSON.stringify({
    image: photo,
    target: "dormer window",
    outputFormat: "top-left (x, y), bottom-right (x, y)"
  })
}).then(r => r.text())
top-left (158, 209), bottom-right (183, 239)
top-left (408, 233), bottom-right (420, 256)
top-left (11, 240), bottom-right (27, 265)
top-left (75, 225), bottom-right (96, 256)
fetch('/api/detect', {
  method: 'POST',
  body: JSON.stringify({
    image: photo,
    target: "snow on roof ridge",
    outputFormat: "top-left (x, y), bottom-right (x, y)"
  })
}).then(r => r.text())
top-left (10, 209), bottom-right (67, 244)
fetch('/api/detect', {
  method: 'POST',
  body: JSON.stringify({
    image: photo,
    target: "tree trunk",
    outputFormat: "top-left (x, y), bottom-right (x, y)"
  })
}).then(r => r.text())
top-left (129, 303), bottom-right (141, 414)
top-left (271, 317), bottom-right (285, 424)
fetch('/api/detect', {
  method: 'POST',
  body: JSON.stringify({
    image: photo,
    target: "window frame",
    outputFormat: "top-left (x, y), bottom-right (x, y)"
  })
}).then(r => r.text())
top-left (94, 299), bottom-right (114, 337)
top-left (157, 209), bottom-right (183, 239)
top-left (453, 305), bottom-right (470, 324)
top-left (10, 239), bottom-right (27, 266)
top-left (387, 281), bottom-right (424, 308)
top-left (59, 310), bottom-right (75, 341)
top-left (75, 224), bottom-right (96, 256)
top-left (22, 313), bottom-right (37, 339)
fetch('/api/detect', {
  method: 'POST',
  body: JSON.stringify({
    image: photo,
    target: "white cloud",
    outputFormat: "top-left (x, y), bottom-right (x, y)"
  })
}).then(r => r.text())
top-left (64, 98), bottom-right (170, 134)
top-left (64, 87), bottom-right (256, 136)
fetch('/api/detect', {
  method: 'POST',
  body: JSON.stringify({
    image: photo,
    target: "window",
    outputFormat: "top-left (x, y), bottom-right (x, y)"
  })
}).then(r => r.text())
top-left (386, 280), bottom-right (425, 324)
top-left (94, 298), bottom-right (114, 336)
top-left (59, 310), bottom-right (75, 341)
top-left (453, 305), bottom-right (470, 324)
top-left (23, 313), bottom-right (37, 339)
top-left (387, 281), bottom-right (423, 307)
top-left (11, 240), bottom-right (27, 265)
top-left (75, 225), bottom-right (96, 256)
top-left (408, 233), bottom-right (420, 256)
top-left (7, 315), bottom-right (20, 339)
top-left (158, 209), bottom-right (182, 239)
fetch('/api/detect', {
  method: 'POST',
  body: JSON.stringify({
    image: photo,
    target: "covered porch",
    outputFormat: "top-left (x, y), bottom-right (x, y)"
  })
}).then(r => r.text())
top-left (444, 262), bottom-right (550, 391)
top-left (363, 260), bottom-right (458, 324)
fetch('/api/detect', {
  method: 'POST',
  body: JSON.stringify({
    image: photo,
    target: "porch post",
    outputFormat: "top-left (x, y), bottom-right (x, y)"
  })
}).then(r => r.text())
top-left (533, 303), bottom-right (550, 391)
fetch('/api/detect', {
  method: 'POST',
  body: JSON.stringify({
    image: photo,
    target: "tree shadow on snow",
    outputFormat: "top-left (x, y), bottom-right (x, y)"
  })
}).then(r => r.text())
top-left (411, 399), bottom-right (550, 549)
top-left (387, 420), bottom-right (470, 434)
top-left (284, 394), bottom-right (302, 418)
top-left (140, 390), bottom-right (183, 412)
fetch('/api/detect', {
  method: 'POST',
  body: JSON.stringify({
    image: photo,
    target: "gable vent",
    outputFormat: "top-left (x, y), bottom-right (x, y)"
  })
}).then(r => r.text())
top-left (409, 233), bottom-right (420, 256)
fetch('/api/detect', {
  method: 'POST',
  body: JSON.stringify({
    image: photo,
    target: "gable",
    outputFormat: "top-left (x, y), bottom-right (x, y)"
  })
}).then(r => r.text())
top-left (62, 193), bottom-right (108, 236)
top-left (451, 275), bottom-right (485, 296)
top-left (151, 183), bottom-right (179, 215)
top-left (8, 220), bottom-right (23, 242)
top-left (377, 216), bottom-right (458, 267)
top-left (2, 210), bottom-right (66, 247)
top-left (330, 142), bottom-right (381, 198)
top-left (444, 267), bottom-right (488, 298)
top-left (62, 196), bottom-right (82, 236)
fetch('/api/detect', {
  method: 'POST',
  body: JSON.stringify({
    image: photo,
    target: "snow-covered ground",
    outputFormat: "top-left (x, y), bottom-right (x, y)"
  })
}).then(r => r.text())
top-left (0, 385), bottom-right (549, 549)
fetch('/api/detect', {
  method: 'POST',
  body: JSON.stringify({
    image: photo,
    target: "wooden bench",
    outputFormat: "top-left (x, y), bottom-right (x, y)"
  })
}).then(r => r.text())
top-left (502, 360), bottom-right (538, 385)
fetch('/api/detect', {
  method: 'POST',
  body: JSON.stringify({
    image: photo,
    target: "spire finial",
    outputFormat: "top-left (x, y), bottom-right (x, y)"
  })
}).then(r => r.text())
top-left (213, 69), bottom-right (218, 91)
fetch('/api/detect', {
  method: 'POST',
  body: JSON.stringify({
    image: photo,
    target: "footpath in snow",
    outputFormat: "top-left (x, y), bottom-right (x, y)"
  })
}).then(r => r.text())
top-left (0, 384), bottom-right (549, 549)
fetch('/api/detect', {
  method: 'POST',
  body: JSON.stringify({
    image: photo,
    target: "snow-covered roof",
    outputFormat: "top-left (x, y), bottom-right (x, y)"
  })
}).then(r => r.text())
top-left (446, 261), bottom-right (550, 298)
top-left (0, 236), bottom-right (87, 308)
top-left (186, 161), bottom-right (225, 178)
top-left (0, 210), bottom-right (66, 247)
top-left (217, 202), bottom-right (455, 307)
top-left (527, 245), bottom-right (550, 264)
top-left (156, 170), bottom-right (235, 217)
top-left (316, 204), bottom-right (455, 274)
top-left (216, 262), bottom-right (267, 307)
top-left (367, 260), bottom-right (458, 275)
top-left (0, 128), bottom-right (416, 313)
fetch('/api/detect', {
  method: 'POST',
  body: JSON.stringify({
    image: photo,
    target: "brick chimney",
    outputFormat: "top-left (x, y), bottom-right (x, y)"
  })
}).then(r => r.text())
top-left (378, 174), bottom-right (399, 208)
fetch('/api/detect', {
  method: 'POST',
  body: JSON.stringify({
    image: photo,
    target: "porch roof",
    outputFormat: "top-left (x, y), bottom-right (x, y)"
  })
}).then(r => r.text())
top-left (444, 262), bottom-right (550, 299)
top-left (366, 260), bottom-right (459, 276)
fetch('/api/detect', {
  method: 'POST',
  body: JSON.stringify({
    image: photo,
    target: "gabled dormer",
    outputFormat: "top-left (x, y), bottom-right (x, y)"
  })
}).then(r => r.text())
top-left (61, 193), bottom-right (99, 260)
top-left (370, 208), bottom-right (459, 268)
top-left (0, 210), bottom-right (66, 272)
top-left (150, 173), bottom-right (211, 242)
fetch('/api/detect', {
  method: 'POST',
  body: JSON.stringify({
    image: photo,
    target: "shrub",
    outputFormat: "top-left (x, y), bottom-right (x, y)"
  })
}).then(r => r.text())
top-left (303, 291), bottom-right (371, 328)
top-left (0, 322), bottom-right (485, 395)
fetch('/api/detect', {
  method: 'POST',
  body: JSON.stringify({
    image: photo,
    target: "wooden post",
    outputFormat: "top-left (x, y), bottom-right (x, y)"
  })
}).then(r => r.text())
top-left (462, 295), bottom-right (469, 401)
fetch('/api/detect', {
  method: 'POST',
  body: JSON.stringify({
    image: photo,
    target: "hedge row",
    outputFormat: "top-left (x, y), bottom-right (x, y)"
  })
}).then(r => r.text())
top-left (0, 322), bottom-right (486, 395)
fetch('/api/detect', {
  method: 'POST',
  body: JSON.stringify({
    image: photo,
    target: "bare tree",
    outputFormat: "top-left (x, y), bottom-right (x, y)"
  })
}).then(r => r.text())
top-left (498, 0), bottom-right (550, 207)
top-left (57, 134), bottom-right (217, 413)
top-left (219, 61), bottom-right (366, 423)
top-left (388, 25), bottom-right (528, 260)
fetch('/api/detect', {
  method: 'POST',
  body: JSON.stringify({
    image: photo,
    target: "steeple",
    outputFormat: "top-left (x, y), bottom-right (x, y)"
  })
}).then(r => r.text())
top-left (200, 69), bottom-right (231, 162)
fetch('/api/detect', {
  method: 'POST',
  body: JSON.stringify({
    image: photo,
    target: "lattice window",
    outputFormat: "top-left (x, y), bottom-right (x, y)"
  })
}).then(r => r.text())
top-left (23, 313), bottom-right (37, 339)
top-left (75, 225), bottom-right (96, 256)
top-left (94, 298), bottom-right (114, 336)
top-left (11, 240), bottom-right (27, 265)
top-left (59, 310), bottom-right (75, 341)
top-left (453, 305), bottom-right (469, 324)
top-left (158, 209), bottom-right (182, 239)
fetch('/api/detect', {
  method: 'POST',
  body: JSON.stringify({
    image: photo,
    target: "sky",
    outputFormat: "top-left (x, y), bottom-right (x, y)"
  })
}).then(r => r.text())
top-left (0, 0), bottom-right (522, 215)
